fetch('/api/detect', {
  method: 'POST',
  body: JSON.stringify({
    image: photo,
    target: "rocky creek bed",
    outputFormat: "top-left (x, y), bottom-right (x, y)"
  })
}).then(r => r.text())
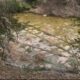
top-left (1, 12), bottom-right (80, 73)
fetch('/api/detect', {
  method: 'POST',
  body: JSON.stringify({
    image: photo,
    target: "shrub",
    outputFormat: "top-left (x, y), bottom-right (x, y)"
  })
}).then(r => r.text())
top-left (0, 0), bottom-right (28, 13)
top-left (0, 0), bottom-right (27, 60)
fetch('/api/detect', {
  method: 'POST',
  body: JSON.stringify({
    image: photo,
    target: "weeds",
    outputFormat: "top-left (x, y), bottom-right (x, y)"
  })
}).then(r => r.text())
top-left (0, 0), bottom-right (26, 60)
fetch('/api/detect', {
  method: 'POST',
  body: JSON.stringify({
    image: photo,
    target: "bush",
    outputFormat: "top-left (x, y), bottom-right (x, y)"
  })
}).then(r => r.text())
top-left (19, 2), bottom-right (32, 10)
top-left (0, 0), bottom-right (27, 61)
top-left (0, 0), bottom-right (29, 13)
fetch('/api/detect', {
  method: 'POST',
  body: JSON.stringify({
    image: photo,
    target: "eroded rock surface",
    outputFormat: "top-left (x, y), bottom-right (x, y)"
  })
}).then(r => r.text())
top-left (4, 25), bottom-right (78, 71)
top-left (31, 0), bottom-right (80, 17)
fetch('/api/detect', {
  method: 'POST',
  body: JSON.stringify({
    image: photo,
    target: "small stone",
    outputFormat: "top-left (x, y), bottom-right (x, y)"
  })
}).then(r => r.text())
top-left (25, 46), bottom-right (29, 50)
top-left (17, 48), bottom-right (25, 52)
top-left (38, 32), bottom-right (44, 36)
top-left (28, 27), bottom-right (33, 30)
top-left (28, 29), bottom-right (33, 32)
top-left (64, 46), bottom-right (70, 50)
top-left (20, 30), bottom-right (26, 33)
top-left (32, 30), bottom-right (39, 34)
top-left (25, 28), bottom-right (28, 31)
top-left (58, 49), bottom-right (63, 52)
top-left (60, 52), bottom-right (70, 57)
top-left (39, 65), bottom-right (44, 68)
top-left (57, 57), bottom-right (68, 64)
top-left (65, 63), bottom-right (71, 68)
top-left (43, 14), bottom-right (47, 17)
top-left (44, 64), bottom-right (52, 69)
top-left (13, 32), bottom-right (16, 36)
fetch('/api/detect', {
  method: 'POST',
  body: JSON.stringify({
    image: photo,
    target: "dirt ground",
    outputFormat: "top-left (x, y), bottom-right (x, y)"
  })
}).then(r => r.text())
top-left (0, 60), bottom-right (80, 79)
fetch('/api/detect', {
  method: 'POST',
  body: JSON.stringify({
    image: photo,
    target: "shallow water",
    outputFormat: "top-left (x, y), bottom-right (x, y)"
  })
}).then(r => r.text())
top-left (14, 12), bottom-right (79, 41)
